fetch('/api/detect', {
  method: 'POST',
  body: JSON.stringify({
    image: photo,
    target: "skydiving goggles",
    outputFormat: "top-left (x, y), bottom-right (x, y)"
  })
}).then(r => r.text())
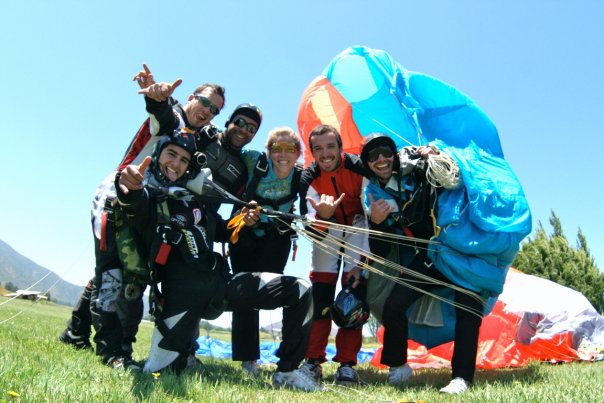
top-left (232, 117), bottom-right (258, 134)
top-left (194, 94), bottom-right (221, 115)
top-left (270, 142), bottom-right (298, 154)
top-left (366, 145), bottom-right (394, 162)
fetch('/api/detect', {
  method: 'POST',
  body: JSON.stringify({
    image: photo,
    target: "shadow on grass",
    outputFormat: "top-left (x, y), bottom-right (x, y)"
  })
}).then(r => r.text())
top-left (128, 358), bottom-right (276, 400)
top-left (355, 361), bottom-right (545, 391)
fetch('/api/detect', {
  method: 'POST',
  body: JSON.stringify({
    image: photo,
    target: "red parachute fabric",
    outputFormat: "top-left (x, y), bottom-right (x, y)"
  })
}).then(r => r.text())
top-left (297, 77), bottom-right (362, 166)
top-left (370, 269), bottom-right (594, 370)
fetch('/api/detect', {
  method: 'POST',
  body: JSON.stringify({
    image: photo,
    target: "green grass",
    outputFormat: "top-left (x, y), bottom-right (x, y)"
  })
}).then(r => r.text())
top-left (1, 296), bottom-right (603, 402)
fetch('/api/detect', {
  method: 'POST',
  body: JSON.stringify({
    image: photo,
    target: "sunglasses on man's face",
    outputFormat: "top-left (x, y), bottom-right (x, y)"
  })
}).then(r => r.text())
top-left (367, 146), bottom-right (394, 162)
top-left (194, 94), bottom-right (220, 115)
top-left (232, 117), bottom-right (258, 134)
top-left (270, 142), bottom-right (298, 154)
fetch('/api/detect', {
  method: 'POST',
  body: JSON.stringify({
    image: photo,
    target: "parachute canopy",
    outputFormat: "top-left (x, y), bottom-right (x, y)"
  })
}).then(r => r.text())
top-left (297, 45), bottom-right (503, 166)
top-left (371, 269), bottom-right (604, 369)
top-left (299, 46), bottom-right (533, 348)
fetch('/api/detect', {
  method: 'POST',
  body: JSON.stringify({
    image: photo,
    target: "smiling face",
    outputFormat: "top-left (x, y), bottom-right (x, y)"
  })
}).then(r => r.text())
top-left (268, 133), bottom-right (301, 179)
top-left (224, 114), bottom-right (258, 151)
top-left (310, 131), bottom-right (342, 172)
top-left (158, 144), bottom-right (192, 182)
top-left (367, 150), bottom-right (395, 184)
top-left (183, 87), bottom-right (224, 129)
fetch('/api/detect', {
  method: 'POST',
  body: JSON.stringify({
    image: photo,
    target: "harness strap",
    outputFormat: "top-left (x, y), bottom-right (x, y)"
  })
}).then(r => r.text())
top-left (243, 152), bottom-right (269, 202)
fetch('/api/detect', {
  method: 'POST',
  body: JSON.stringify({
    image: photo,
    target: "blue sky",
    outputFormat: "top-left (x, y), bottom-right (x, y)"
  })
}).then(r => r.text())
top-left (1, 0), bottom-right (603, 293)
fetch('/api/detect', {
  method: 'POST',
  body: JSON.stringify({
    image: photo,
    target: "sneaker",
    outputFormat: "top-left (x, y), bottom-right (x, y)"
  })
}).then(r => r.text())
top-left (388, 364), bottom-right (413, 386)
top-left (242, 360), bottom-right (260, 376)
top-left (272, 366), bottom-right (322, 392)
top-left (334, 363), bottom-right (361, 386)
top-left (106, 355), bottom-right (141, 371)
top-left (300, 359), bottom-right (323, 381)
top-left (439, 377), bottom-right (470, 394)
top-left (59, 329), bottom-right (93, 351)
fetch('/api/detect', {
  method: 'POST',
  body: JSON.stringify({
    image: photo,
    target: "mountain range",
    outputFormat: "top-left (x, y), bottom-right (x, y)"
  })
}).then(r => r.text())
top-left (0, 239), bottom-right (83, 306)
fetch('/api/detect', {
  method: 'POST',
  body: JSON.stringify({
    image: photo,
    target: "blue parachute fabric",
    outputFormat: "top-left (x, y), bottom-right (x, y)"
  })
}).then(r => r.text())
top-left (427, 140), bottom-right (532, 296)
top-left (407, 73), bottom-right (503, 157)
top-left (321, 46), bottom-right (504, 157)
top-left (195, 335), bottom-right (375, 364)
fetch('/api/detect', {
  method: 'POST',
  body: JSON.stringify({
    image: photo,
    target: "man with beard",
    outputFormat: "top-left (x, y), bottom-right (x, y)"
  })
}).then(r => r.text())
top-left (298, 124), bottom-right (369, 386)
top-left (59, 67), bottom-right (226, 369)
top-left (115, 130), bottom-right (320, 392)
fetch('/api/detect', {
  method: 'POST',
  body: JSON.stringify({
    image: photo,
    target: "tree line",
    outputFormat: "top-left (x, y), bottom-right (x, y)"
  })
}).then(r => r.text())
top-left (513, 211), bottom-right (604, 312)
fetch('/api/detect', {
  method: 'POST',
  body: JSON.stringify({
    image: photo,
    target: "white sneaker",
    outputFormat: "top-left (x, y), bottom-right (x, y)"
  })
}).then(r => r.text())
top-left (241, 360), bottom-right (259, 376)
top-left (439, 377), bottom-right (470, 394)
top-left (272, 366), bottom-right (323, 392)
top-left (388, 364), bottom-right (413, 386)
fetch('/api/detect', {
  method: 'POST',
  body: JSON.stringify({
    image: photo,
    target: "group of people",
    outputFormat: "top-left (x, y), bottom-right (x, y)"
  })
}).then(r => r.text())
top-left (58, 65), bottom-right (484, 394)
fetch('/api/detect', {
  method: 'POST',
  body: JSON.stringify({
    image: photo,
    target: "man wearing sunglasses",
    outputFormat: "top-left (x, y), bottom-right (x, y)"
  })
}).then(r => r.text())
top-left (298, 124), bottom-right (370, 386)
top-left (60, 66), bottom-right (227, 370)
top-left (360, 133), bottom-right (482, 395)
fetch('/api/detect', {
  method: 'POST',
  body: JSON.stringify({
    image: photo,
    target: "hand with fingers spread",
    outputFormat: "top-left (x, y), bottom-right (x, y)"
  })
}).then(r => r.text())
top-left (132, 63), bottom-right (155, 90)
top-left (306, 193), bottom-right (346, 220)
top-left (241, 201), bottom-right (261, 227)
top-left (119, 157), bottom-right (151, 194)
top-left (368, 193), bottom-right (395, 225)
top-left (138, 79), bottom-right (183, 102)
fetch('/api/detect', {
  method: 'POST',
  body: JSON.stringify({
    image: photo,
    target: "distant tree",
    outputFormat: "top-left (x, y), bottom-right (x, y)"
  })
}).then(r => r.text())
top-left (5, 281), bottom-right (18, 292)
top-left (513, 210), bottom-right (604, 311)
top-left (367, 315), bottom-right (380, 342)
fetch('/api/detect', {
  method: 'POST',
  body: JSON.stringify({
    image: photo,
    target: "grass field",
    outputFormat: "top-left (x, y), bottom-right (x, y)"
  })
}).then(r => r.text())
top-left (1, 296), bottom-right (602, 402)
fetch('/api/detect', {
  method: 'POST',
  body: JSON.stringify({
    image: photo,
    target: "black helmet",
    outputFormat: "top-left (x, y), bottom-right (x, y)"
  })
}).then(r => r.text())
top-left (225, 103), bottom-right (262, 129)
top-left (360, 133), bottom-right (400, 173)
top-left (330, 281), bottom-right (370, 329)
top-left (150, 128), bottom-right (198, 186)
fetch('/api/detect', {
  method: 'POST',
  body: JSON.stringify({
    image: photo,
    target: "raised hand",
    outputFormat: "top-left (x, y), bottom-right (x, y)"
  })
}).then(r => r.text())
top-left (306, 193), bottom-right (346, 220)
top-left (132, 63), bottom-right (155, 89)
top-left (119, 157), bottom-right (151, 194)
top-left (368, 193), bottom-right (394, 225)
top-left (138, 79), bottom-right (182, 102)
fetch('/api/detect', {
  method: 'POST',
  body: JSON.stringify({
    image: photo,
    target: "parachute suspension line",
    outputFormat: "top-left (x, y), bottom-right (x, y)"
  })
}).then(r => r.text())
top-left (426, 152), bottom-right (462, 189)
top-left (347, 102), bottom-right (415, 148)
top-left (283, 219), bottom-right (484, 317)
top-left (0, 271), bottom-right (54, 308)
top-left (299, 218), bottom-right (470, 260)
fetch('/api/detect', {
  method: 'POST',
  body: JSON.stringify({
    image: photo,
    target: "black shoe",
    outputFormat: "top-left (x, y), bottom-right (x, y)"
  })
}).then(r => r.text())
top-left (334, 363), bottom-right (361, 386)
top-left (59, 329), bottom-right (93, 351)
top-left (106, 355), bottom-right (141, 371)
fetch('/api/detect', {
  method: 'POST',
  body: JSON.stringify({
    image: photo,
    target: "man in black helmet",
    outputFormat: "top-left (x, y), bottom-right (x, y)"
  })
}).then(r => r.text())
top-left (360, 133), bottom-right (483, 395)
top-left (60, 66), bottom-right (226, 369)
top-left (115, 130), bottom-right (320, 392)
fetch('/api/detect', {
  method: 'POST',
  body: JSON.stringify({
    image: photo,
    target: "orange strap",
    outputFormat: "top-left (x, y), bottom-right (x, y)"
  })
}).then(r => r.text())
top-left (227, 207), bottom-right (261, 244)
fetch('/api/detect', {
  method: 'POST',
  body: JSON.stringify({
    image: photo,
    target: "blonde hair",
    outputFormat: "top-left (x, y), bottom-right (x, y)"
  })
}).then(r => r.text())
top-left (265, 126), bottom-right (303, 153)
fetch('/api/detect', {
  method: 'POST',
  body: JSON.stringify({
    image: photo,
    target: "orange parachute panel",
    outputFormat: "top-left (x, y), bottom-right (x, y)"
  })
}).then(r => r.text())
top-left (297, 76), bottom-right (362, 166)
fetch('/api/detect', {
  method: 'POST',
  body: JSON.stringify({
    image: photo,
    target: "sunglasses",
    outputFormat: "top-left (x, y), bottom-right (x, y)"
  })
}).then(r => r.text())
top-left (367, 146), bottom-right (394, 162)
top-left (232, 117), bottom-right (258, 134)
top-left (194, 94), bottom-right (221, 115)
top-left (270, 142), bottom-right (298, 154)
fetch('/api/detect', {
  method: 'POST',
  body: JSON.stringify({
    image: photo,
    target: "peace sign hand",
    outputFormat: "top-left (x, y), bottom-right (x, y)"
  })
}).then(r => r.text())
top-left (132, 63), bottom-right (155, 89)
